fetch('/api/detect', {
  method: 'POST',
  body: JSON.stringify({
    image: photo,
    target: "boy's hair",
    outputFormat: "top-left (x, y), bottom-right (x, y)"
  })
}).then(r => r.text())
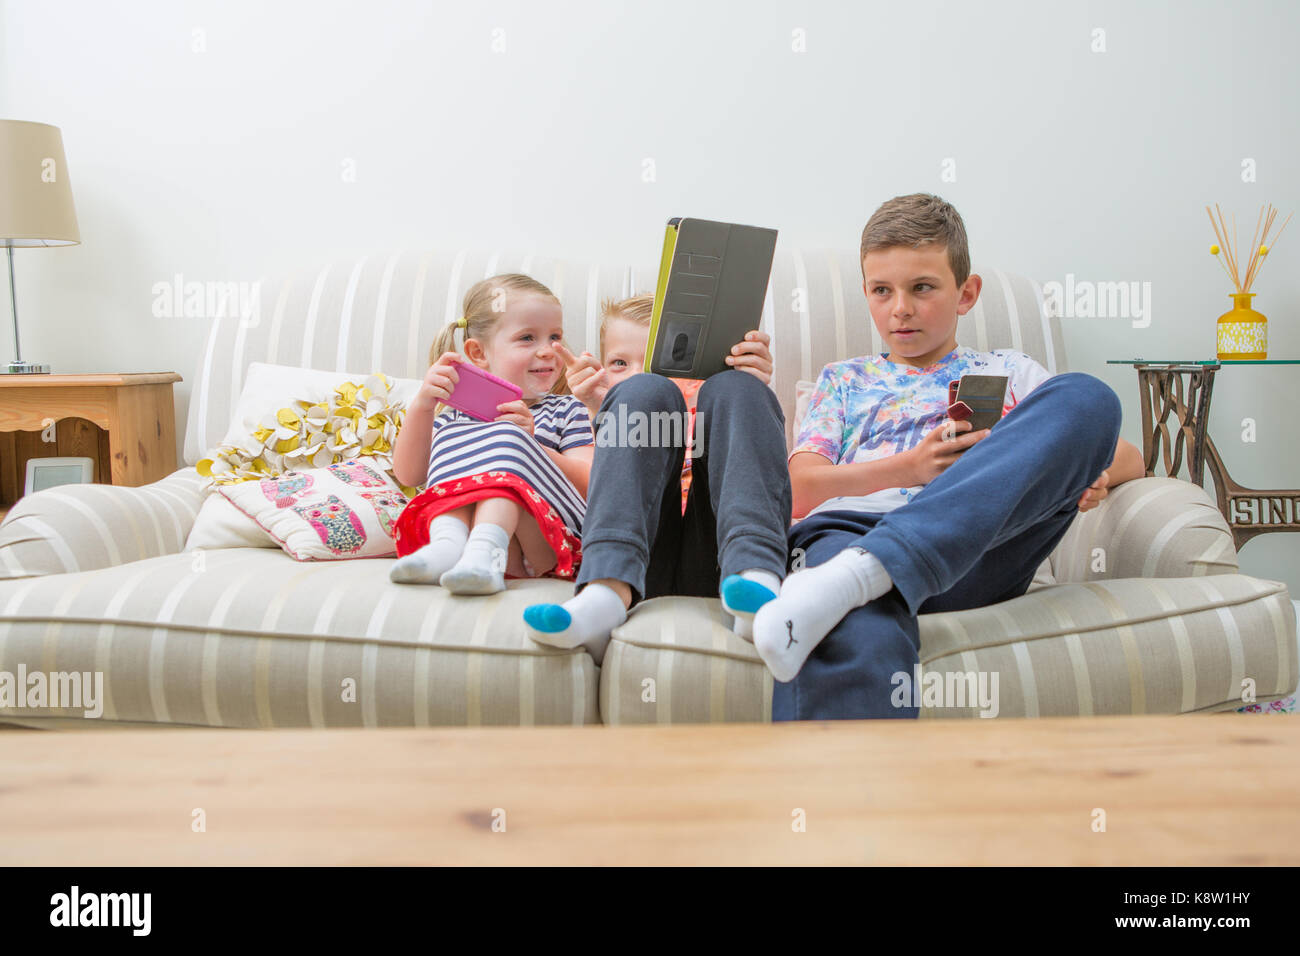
top-left (860, 193), bottom-right (971, 287)
top-left (597, 292), bottom-right (654, 357)
top-left (428, 273), bottom-right (570, 396)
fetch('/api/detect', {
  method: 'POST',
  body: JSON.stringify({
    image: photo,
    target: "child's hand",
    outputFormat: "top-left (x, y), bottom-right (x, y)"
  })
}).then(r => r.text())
top-left (907, 418), bottom-right (989, 484)
top-left (725, 331), bottom-right (773, 384)
top-left (496, 399), bottom-right (535, 435)
top-left (555, 341), bottom-right (609, 414)
top-left (412, 351), bottom-right (462, 413)
top-left (1076, 469), bottom-right (1110, 513)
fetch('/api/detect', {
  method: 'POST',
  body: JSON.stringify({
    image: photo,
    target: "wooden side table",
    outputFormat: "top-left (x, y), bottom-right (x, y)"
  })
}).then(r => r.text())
top-left (1108, 359), bottom-right (1299, 552)
top-left (0, 372), bottom-right (181, 513)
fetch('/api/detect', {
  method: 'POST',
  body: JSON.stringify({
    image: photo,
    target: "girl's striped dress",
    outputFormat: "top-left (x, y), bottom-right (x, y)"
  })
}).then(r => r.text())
top-left (391, 394), bottom-right (594, 579)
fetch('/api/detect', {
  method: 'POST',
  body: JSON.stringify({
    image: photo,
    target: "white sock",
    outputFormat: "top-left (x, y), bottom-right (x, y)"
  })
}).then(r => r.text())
top-left (390, 515), bottom-right (468, 584)
top-left (524, 582), bottom-right (628, 663)
top-left (753, 547), bottom-right (893, 682)
top-left (439, 523), bottom-right (510, 595)
top-left (720, 569), bottom-right (782, 642)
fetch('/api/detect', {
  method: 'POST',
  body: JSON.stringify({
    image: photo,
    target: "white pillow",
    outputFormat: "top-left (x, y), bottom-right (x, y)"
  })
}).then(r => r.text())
top-left (217, 362), bottom-right (420, 454)
top-left (185, 492), bottom-right (278, 551)
top-left (217, 457), bottom-right (410, 561)
top-left (189, 365), bottom-right (421, 553)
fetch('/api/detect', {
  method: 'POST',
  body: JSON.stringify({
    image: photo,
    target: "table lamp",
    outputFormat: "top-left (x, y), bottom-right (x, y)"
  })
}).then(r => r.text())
top-left (0, 119), bottom-right (81, 374)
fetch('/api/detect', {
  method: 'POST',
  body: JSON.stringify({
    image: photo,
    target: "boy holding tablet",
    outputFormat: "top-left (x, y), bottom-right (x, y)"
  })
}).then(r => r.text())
top-left (522, 294), bottom-right (790, 664)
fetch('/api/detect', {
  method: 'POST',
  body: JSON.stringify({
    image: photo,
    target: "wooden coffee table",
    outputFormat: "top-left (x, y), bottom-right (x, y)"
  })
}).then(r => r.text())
top-left (1, 714), bottom-right (1295, 865)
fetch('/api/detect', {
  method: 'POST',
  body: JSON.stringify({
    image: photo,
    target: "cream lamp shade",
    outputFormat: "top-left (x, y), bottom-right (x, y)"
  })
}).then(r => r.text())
top-left (0, 119), bottom-right (81, 373)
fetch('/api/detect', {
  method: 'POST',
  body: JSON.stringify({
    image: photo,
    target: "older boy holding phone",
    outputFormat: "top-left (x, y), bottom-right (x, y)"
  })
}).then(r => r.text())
top-left (755, 193), bottom-right (1147, 719)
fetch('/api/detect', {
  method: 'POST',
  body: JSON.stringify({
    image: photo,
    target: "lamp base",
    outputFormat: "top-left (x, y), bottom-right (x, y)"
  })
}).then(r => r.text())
top-left (3, 361), bottom-right (51, 374)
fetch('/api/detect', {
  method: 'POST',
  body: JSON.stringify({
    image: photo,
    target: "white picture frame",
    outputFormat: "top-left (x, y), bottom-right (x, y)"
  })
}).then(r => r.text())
top-left (24, 456), bottom-right (94, 495)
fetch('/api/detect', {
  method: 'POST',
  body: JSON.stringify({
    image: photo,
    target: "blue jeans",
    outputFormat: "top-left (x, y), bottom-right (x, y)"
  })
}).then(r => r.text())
top-left (773, 372), bottom-right (1124, 721)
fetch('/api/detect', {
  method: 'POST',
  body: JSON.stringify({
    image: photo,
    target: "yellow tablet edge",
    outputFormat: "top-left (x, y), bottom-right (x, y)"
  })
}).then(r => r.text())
top-left (645, 220), bottom-right (680, 366)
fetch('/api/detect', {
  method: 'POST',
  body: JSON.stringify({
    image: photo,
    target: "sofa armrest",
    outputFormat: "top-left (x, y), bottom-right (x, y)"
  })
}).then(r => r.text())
top-left (0, 468), bottom-right (207, 580)
top-left (1048, 476), bottom-right (1238, 583)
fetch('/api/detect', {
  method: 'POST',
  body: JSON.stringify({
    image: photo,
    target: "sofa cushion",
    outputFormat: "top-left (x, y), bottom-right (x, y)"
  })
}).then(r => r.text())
top-left (0, 550), bottom-right (595, 728)
top-left (0, 468), bottom-right (206, 581)
top-left (197, 363), bottom-right (417, 481)
top-left (1049, 476), bottom-right (1238, 581)
top-left (184, 492), bottom-right (279, 551)
top-left (600, 576), bottom-right (1297, 723)
top-left (219, 459), bottom-right (408, 560)
top-left (599, 597), bottom-right (775, 725)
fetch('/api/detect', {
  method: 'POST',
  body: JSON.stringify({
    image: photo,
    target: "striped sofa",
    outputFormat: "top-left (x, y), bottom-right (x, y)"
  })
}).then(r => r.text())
top-left (0, 246), bottom-right (1294, 729)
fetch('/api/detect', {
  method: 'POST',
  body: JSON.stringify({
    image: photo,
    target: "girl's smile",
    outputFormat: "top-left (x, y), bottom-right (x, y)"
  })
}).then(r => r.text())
top-left (468, 294), bottom-right (566, 400)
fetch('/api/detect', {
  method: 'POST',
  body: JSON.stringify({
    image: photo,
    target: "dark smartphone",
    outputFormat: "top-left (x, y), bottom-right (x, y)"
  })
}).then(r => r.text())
top-left (948, 375), bottom-right (1009, 431)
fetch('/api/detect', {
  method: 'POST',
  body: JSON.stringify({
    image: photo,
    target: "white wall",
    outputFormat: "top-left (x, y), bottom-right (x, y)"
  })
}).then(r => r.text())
top-left (2, 0), bottom-right (1298, 588)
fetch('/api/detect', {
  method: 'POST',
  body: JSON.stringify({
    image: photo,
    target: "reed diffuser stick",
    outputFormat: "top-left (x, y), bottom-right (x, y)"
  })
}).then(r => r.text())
top-left (1208, 205), bottom-right (1240, 291)
top-left (1243, 207), bottom-right (1274, 290)
top-left (1244, 206), bottom-right (1265, 285)
top-left (1247, 209), bottom-right (1292, 290)
top-left (1206, 210), bottom-right (1237, 293)
top-left (1211, 252), bottom-right (1238, 288)
top-left (1210, 203), bottom-right (1293, 294)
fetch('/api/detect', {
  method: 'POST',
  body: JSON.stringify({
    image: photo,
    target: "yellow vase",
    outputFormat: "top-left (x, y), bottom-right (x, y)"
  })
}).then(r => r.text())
top-left (1216, 293), bottom-right (1268, 360)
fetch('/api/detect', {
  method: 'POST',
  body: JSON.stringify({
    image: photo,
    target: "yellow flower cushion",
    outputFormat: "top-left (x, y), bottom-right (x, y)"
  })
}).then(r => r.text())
top-left (195, 365), bottom-right (420, 498)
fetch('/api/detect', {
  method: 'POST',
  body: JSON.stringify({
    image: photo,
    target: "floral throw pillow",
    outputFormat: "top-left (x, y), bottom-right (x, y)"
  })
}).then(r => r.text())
top-left (217, 457), bottom-right (411, 560)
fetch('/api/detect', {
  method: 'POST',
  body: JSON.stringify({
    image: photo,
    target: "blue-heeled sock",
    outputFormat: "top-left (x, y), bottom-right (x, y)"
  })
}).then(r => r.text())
top-left (721, 569), bottom-right (781, 641)
top-left (524, 583), bottom-right (627, 664)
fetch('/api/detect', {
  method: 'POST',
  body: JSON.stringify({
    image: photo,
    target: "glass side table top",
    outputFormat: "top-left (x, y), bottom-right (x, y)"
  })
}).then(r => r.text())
top-left (1106, 359), bottom-right (1300, 365)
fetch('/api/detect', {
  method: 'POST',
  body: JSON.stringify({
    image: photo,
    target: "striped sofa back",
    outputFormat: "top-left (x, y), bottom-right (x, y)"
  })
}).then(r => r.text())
top-left (183, 246), bottom-right (1067, 464)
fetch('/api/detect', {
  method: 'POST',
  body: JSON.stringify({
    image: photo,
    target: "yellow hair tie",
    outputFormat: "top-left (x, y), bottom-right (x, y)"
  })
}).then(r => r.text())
top-left (456, 316), bottom-right (467, 329)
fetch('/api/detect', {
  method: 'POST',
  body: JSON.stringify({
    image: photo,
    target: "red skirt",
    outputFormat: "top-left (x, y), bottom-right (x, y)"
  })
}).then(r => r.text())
top-left (391, 471), bottom-right (583, 580)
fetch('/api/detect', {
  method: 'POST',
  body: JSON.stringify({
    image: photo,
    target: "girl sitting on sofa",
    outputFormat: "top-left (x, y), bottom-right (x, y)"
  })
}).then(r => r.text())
top-left (388, 273), bottom-right (594, 595)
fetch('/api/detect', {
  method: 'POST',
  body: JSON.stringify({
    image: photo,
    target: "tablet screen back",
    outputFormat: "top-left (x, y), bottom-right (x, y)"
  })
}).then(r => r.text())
top-left (647, 217), bottom-right (778, 380)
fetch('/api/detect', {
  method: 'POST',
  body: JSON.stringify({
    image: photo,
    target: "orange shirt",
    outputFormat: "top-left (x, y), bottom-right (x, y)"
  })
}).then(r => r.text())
top-left (676, 379), bottom-right (702, 513)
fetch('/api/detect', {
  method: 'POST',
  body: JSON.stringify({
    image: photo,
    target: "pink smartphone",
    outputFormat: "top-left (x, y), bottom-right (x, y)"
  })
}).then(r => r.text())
top-left (443, 362), bottom-right (523, 422)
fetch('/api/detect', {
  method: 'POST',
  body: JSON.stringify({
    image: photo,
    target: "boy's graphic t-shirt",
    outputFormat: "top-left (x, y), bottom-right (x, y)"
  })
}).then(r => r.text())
top-left (792, 346), bottom-right (1052, 518)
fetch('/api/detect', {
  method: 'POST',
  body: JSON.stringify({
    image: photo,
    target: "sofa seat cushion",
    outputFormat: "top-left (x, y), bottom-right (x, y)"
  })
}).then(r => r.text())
top-left (0, 550), bottom-right (594, 728)
top-left (599, 597), bottom-right (775, 724)
top-left (600, 576), bottom-right (1297, 723)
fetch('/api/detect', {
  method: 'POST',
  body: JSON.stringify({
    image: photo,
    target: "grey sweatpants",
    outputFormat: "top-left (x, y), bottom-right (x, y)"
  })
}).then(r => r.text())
top-left (575, 371), bottom-right (791, 604)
